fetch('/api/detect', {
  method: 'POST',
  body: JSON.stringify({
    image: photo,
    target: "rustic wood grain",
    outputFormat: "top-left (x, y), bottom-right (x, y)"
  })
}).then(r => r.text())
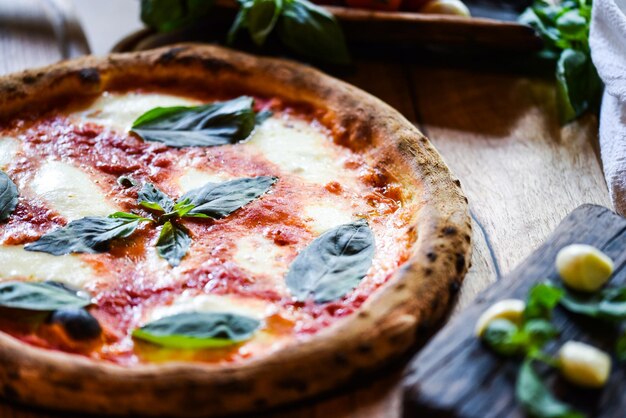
top-left (403, 204), bottom-right (626, 417)
top-left (0, 1), bottom-right (614, 417)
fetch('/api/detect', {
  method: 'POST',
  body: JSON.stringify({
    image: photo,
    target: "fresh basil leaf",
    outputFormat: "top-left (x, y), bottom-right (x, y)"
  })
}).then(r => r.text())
top-left (556, 10), bottom-right (587, 41)
top-left (617, 332), bottom-right (626, 362)
top-left (181, 176), bottom-right (277, 219)
top-left (248, 0), bottom-right (283, 45)
top-left (483, 319), bottom-right (526, 356)
top-left (109, 212), bottom-right (154, 222)
top-left (525, 283), bottom-right (563, 321)
top-left (286, 219), bottom-right (375, 303)
top-left (523, 319), bottom-right (559, 354)
top-left (277, 0), bottom-right (350, 65)
top-left (516, 359), bottom-right (585, 418)
top-left (556, 49), bottom-right (599, 123)
top-left (156, 221), bottom-right (191, 267)
top-left (140, 0), bottom-right (214, 32)
top-left (560, 286), bottom-right (626, 321)
top-left (228, 1), bottom-right (250, 44)
top-left (0, 170), bottom-right (18, 222)
top-left (133, 311), bottom-right (261, 348)
top-left (131, 96), bottom-right (257, 148)
top-left (25, 216), bottom-right (141, 255)
top-left (0, 281), bottom-right (90, 311)
top-left (138, 183), bottom-right (175, 212)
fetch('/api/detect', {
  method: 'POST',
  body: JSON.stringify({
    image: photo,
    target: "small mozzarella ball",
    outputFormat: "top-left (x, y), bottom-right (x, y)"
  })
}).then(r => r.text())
top-left (420, 0), bottom-right (471, 17)
top-left (558, 341), bottom-right (611, 388)
top-left (475, 299), bottom-right (525, 337)
top-left (556, 244), bottom-right (614, 292)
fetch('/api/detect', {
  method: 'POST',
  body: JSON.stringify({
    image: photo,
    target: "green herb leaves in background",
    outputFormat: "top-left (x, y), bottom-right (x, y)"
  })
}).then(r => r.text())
top-left (559, 286), bottom-right (626, 322)
top-left (286, 219), bottom-right (375, 303)
top-left (142, 0), bottom-right (350, 65)
top-left (133, 311), bottom-right (261, 348)
top-left (25, 177), bottom-right (276, 267)
top-left (131, 96), bottom-right (257, 148)
top-left (516, 359), bottom-right (585, 418)
top-left (0, 281), bottom-right (91, 311)
top-left (519, 0), bottom-right (602, 124)
top-left (617, 332), bottom-right (626, 362)
top-left (140, 0), bottom-right (214, 32)
top-left (25, 216), bottom-right (143, 256)
top-left (0, 170), bottom-right (18, 222)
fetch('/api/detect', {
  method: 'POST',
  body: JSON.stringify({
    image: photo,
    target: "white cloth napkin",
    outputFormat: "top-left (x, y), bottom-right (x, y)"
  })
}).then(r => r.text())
top-left (590, 0), bottom-right (626, 215)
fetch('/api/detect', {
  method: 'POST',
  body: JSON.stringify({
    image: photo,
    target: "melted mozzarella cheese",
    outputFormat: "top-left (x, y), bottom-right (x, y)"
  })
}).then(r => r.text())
top-left (177, 168), bottom-right (234, 194)
top-left (233, 235), bottom-right (289, 280)
top-left (73, 92), bottom-right (200, 132)
top-left (247, 117), bottom-right (353, 186)
top-left (304, 204), bottom-right (354, 235)
top-left (0, 245), bottom-right (96, 288)
top-left (0, 136), bottom-right (20, 169)
top-left (30, 160), bottom-right (118, 220)
top-left (149, 291), bottom-right (271, 322)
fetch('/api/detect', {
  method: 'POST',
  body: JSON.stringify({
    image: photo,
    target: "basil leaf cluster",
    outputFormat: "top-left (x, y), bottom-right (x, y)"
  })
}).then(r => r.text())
top-left (519, 0), bottom-right (601, 124)
top-left (141, 0), bottom-right (350, 65)
top-left (25, 177), bottom-right (276, 267)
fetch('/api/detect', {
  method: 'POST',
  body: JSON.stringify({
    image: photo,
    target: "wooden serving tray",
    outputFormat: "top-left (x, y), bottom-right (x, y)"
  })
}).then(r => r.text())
top-left (113, 0), bottom-right (542, 53)
top-left (402, 204), bottom-right (626, 417)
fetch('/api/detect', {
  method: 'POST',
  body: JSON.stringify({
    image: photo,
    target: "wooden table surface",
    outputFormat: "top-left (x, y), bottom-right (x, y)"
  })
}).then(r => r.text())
top-left (0, 0), bottom-right (612, 417)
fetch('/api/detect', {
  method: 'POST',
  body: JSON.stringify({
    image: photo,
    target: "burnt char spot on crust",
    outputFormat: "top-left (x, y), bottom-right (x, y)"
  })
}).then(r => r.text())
top-left (357, 343), bottom-right (373, 354)
top-left (455, 253), bottom-right (466, 274)
top-left (449, 280), bottom-right (460, 294)
top-left (275, 378), bottom-right (309, 393)
top-left (443, 226), bottom-right (457, 236)
top-left (156, 47), bottom-right (188, 64)
top-left (334, 353), bottom-right (350, 367)
top-left (78, 68), bottom-right (100, 84)
top-left (426, 251), bottom-right (437, 262)
top-left (22, 74), bottom-right (40, 85)
top-left (220, 380), bottom-right (254, 394)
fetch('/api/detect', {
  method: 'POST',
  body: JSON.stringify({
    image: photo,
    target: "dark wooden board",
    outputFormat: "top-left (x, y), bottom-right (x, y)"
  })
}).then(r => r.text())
top-left (402, 204), bottom-right (626, 418)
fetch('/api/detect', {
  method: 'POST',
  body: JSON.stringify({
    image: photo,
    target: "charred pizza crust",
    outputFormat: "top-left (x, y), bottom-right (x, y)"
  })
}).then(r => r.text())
top-left (0, 45), bottom-right (471, 416)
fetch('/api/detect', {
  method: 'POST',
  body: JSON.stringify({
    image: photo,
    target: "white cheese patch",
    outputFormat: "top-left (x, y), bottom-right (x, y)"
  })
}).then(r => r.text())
top-left (304, 204), bottom-right (354, 235)
top-left (0, 136), bottom-right (20, 169)
top-left (177, 168), bottom-right (234, 194)
top-left (0, 245), bottom-right (96, 288)
top-left (247, 117), bottom-right (352, 186)
top-left (73, 92), bottom-right (200, 132)
top-left (149, 291), bottom-right (272, 322)
top-left (233, 235), bottom-right (289, 280)
top-left (30, 160), bottom-right (118, 220)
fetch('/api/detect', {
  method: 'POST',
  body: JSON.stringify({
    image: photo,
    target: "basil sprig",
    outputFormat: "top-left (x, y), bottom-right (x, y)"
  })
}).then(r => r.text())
top-left (285, 219), bottom-right (374, 303)
top-left (559, 286), bottom-right (626, 322)
top-left (0, 170), bottom-right (18, 222)
top-left (133, 311), bottom-right (261, 348)
top-left (25, 216), bottom-right (144, 256)
top-left (131, 96), bottom-right (258, 148)
top-left (141, 0), bottom-right (350, 65)
top-left (519, 0), bottom-right (601, 124)
top-left (0, 281), bottom-right (91, 311)
top-left (516, 359), bottom-right (584, 418)
top-left (26, 177), bottom-right (276, 267)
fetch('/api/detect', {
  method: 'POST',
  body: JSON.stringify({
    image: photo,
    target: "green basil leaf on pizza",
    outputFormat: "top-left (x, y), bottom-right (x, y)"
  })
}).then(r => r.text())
top-left (180, 176), bottom-right (277, 219)
top-left (133, 311), bottom-right (261, 349)
top-left (0, 281), bottom-right (91, 311)
top-left (24, 216), bottom-right (144, 255)
top-left (286, 219), bottom-right (375, 303)
top-left (155, 221), bottom-right (191, 267)
top-left (138, 182), bottom-right (175, 212)
top-left (0, 170), bottom-right (18, 222)
top-left (130, 96), bottom-right (258, 147)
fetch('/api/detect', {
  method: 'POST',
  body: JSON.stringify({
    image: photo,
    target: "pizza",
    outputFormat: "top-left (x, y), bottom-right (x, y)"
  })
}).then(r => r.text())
top-left (0, 45), bottom-right (470, 416)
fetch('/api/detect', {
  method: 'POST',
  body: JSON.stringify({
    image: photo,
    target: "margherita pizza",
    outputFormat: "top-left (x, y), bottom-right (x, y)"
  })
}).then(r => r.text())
top-left (0, 45), bottom-right (470, 416)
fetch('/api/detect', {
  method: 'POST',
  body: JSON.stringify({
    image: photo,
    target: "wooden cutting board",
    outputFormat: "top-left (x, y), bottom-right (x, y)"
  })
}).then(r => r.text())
top-left (403, 204), bottom-right (626, 418)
